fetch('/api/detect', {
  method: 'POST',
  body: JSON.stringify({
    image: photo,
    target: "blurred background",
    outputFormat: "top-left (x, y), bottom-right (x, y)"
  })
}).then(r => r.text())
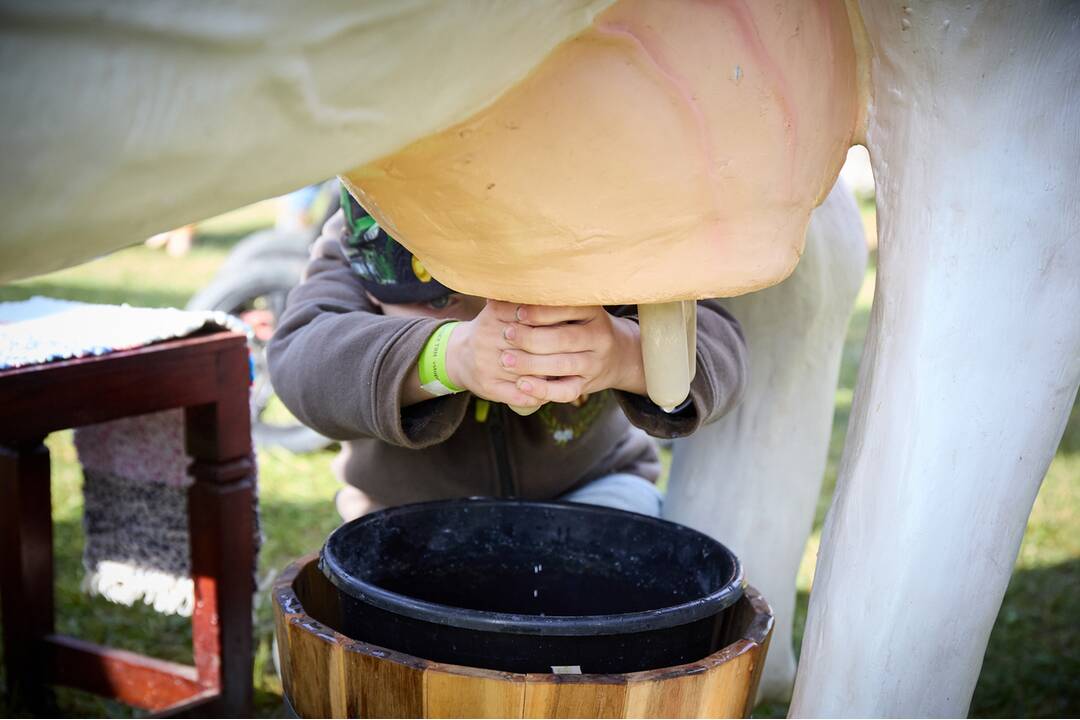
top-left (0, 154), bottom-right (1076, 716)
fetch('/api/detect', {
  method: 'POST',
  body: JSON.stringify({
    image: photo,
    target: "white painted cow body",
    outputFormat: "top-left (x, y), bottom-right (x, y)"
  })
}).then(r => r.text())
top-left (2, 1), bottom-right (1077, 716)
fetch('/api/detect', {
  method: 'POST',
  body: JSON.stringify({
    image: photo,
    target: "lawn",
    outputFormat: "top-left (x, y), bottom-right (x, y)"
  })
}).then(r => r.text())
top-left (0, 201), bottom-right (1076, 717)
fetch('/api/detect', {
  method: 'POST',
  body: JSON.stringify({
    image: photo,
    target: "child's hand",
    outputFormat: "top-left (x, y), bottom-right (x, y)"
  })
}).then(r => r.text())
top-left (503, 304), bottom-right (647, 403)
top-left (444, 300), bottom-right (545, 408)
top-left (446, 301), bottom-right (647, 407)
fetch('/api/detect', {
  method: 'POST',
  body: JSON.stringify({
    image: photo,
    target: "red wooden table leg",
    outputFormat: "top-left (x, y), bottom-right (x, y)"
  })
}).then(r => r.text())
top-left (184, 341), bottom-right (255, 717)
top-left (0, 440), bottom-right (55, 712)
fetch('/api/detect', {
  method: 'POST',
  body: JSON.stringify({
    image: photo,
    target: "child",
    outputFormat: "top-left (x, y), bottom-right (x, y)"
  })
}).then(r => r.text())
top-left (267, 191), bottom-right (748, 520)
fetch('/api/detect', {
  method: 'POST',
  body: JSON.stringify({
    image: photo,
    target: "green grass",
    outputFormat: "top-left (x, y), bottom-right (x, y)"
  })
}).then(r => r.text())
top-left (1, 201), bottom-right (1076, 717)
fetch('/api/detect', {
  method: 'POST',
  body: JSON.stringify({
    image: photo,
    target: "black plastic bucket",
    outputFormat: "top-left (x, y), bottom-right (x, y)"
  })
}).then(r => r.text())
top-left (319, 498), bottom-right (743, 674)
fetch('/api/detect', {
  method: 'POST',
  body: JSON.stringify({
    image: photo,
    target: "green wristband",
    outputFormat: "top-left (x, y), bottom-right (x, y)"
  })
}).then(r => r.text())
top-left (418, 322), bottom-right (464, 396)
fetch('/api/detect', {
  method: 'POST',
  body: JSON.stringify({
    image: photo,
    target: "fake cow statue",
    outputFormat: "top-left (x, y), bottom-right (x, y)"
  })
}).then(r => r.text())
top-left (2, 1), bottom-right (1077, 716)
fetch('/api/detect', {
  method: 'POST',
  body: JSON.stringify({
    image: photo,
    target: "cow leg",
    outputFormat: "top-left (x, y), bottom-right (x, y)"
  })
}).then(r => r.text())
top-left (665, 179), bottom-right (867, 702)
top-left (791, 3), bottom-right (1080, 714)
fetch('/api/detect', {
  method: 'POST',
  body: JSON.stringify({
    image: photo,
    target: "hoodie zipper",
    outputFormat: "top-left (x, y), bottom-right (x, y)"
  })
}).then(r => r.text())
top-left (487, 404), bottom-right (517, 497)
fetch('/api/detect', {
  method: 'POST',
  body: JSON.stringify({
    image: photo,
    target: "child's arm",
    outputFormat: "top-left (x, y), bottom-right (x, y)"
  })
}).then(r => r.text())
top-left (612, 301), bottom-right (747, 438)
top-left (268, 215), bottom-right (471, 448)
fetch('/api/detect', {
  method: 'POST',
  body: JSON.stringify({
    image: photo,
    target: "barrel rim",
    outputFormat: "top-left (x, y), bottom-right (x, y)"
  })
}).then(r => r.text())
top-left (320, 498), bottom-right (744, 637)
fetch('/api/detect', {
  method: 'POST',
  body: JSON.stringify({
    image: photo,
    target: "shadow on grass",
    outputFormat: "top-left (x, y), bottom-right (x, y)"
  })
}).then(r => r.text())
top-left (972, 557), bottom-right (1080, 717)
top-left (754, 557), bottom-right (1080, 718)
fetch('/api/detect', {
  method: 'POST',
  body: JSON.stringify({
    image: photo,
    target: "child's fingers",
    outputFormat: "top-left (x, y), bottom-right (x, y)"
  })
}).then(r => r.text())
top-left (514, 305), bottom-right (597, 326)
top-left (516, 375), bottom-right (587, 404)
top-left (485, 379), bottom-right (543, 408)
top-left (486, 300), bottom-right (520, 323)
top-left (504, 322), bottom-right (592, 354)
top-left (500, 350), bottom-right (598, 378)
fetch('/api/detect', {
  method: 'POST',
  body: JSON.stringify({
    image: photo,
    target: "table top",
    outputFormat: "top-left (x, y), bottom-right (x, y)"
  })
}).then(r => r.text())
top-left (0, 296), bottom-right (244, 372)
top-left (0, 329), bottom-right (244, 378)
top-left (0, 330), bottom-right (248, 443)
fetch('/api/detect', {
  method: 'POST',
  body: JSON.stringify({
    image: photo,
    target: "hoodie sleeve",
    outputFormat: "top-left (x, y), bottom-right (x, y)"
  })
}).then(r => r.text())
top-left (611, 300), bottom-right (748, 439)
top-left (267, 210), bottom-right (470, 448)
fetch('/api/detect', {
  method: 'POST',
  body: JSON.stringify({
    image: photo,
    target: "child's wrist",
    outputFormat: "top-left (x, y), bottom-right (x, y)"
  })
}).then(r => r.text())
top-left (418, 322), bottom-right (465, 396)
top-left (444, 319), bottom-right (471, 392)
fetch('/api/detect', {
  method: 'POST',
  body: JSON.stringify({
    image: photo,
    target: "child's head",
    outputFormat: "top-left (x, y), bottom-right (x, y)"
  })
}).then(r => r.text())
top-left (370, 291), bottom-right (486, 321)
top-left (340, 190), bottom-right (484, 321)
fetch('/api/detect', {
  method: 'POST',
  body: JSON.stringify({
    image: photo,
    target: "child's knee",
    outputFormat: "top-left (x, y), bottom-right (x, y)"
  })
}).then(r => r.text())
top-left (335, 485), bottom-right (383, 522)
top-left (558, 473), bottom-right (663, 517)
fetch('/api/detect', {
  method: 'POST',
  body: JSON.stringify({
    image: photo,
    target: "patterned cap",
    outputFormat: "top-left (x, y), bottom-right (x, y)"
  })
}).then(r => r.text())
top-left (338, 187), bottom-right (453, 304)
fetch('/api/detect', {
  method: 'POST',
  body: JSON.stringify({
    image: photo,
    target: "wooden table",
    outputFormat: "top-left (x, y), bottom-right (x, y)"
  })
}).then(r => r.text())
top-left (0, 330), bottom-right (256, 716)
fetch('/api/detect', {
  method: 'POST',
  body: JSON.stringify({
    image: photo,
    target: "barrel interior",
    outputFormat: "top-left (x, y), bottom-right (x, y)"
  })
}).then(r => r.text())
top-left (324, 501), bottom-right (738, 618)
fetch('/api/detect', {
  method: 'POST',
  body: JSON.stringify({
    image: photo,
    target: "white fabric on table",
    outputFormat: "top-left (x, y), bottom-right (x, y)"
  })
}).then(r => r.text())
top-left (0, 295), bottom-right (245, 370)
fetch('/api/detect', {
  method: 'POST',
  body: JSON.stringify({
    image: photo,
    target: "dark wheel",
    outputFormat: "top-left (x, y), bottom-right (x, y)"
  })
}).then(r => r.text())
top-left (216, 228), bottom-right (311, 274)
top-left (187, 259), bottom-right (333, 454)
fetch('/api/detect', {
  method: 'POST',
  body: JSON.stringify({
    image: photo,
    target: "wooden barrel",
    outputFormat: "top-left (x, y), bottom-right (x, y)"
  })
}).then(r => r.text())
top-left (273, 554), bottom-right (773, 718)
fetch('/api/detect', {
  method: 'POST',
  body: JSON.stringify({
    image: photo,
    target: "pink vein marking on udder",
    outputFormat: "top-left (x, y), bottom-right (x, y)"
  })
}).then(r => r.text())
top-left (723, 0), bottom-right (798, 156)
top-left (815, 0), bottom-right (836, 67)
top-left (595, 21), bottom-right (724, 219)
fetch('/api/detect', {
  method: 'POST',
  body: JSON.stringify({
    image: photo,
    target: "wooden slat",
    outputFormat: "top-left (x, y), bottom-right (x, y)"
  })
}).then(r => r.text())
top-left (45, 635), bottom-right (205, 711)
top-left (187, 477), bottom-right (256, 691)
top-left (284, 616), bottom-right (347, 718)
top-left (184, 335), bottom-right (256, 717)
top-left (696, 644), bottom-right (759, 718)
top-left (625, 663), bottom-right (708, 719)
top-left (274, 556), bottom-right (316, 712)
top-left (274, 601), bottom-right (297, 708)
top-left (740, 586), bottom-right (775, 646)
top-left (725, 586), bottom-right (774, 717)
top-left (523, 675), bottom-right (627, 718)
top-left (741, 630), bottom-right (771, 714)
top-left (273, 553), bottom-right (310, 601)
top-left (0, 441), bottom-right (55, 711)
top-left (184, 336), bottom-right (253, 464)
top-left (328, 643), bottom-right (349, 718)
top-left (346, 642), bottom-right (426, 718)
top-left (293, 557), bottom-right (344, 629)
top-left (423, 664), bottom-right (526, 718)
